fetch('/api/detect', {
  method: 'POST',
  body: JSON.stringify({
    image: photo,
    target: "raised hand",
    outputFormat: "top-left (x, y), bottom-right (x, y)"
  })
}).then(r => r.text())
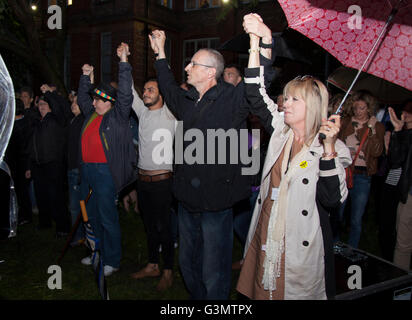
top-left (82, 64), bottom-right (94, 84)
top-left (148, 30), bottom-right (166, 59)
top-left (117, 42), bottom-right (130, 62)
top-left (388, 107), bottom-right (404, 132)
top-left (82, 64), bottom-right (94, 76)
top-left (243, 13), bottom-right (271, 41)
top-left (40, 84), bottom-right (52, 94)
top-left (320, 114), bottom-right (341, 157)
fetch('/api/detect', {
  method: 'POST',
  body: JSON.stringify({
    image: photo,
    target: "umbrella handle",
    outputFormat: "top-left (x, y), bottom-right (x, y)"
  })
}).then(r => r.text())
top-left (80, 200), bottom-right (89, 223)
top-left (319, 119), bottom-right (336, 140)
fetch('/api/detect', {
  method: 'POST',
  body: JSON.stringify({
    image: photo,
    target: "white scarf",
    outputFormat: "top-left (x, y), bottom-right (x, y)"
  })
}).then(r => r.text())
top-left (262, 131), bottom-right (308, 299)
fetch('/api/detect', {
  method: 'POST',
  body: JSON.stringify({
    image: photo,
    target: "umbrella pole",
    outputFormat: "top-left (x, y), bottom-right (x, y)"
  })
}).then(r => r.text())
top-left (334, 1), bottom-right (402, 115)
top-left (56, 189), bottom-right (92, 265)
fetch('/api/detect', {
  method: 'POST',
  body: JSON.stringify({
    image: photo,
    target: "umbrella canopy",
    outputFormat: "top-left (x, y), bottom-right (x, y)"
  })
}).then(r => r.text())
top-left (328, 66), bottom-right (412, 104)
top-left (277, 0), bottom-right (412, 91)
top-left (218, 32), bottom-right (312, 64)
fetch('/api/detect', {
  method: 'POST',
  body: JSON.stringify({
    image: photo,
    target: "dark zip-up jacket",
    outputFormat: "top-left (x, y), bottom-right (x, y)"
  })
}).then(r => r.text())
top-left (27, 96), bottom-right (66, 167)
top-left (77, 62), bottom-right (137, 193)
top-left (154, 56), bottom-right (274, 212)
top-left (388, 128), bottom-right (412, 203)
top-left (67, 113), bottom-right (85, 171)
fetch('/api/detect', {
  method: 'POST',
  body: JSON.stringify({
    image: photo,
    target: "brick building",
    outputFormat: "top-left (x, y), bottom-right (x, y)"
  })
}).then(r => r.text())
top-left (40, 0), bottom-right (287, 93)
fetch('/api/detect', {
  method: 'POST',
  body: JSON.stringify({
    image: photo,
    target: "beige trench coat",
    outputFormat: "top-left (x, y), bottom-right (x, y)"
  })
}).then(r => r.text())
top-left (243, 71), bottom-right (352, 299)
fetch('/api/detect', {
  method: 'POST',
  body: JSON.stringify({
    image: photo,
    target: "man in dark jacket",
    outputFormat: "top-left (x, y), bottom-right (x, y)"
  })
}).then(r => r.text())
top-left (148, 14), bottom-right (274, 299)
top-left (26, 92), bottom-right (69, 236)
top-left (388, 101), bottom-right (412, 271)
top-left (77, 42), bottom-right (136, 276)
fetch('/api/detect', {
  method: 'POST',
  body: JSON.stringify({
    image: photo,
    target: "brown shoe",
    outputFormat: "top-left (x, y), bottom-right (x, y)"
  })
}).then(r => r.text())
top-left (156, 270), bottom-right (173, 291)
top-left (130, 264), bottom-right (161, 279)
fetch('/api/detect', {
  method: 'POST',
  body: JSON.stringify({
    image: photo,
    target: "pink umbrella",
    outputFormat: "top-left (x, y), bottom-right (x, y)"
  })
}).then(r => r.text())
top-left (277, 0), bottom-right (412, 100)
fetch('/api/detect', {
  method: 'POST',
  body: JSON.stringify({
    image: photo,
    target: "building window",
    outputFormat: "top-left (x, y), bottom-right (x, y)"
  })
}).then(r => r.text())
top-left (159, 0), bottom-right (172, 8)
top-left (67, 0), bottom-right (73, 5)
top-left (100, 32), bottom-right (112, 83)
top-left (182, 37), bottom-right (219, 79)
top-left (185, 0), bottom-right (221, 11)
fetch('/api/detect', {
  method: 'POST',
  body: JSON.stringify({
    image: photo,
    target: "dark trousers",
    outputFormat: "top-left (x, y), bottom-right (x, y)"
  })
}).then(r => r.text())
top-left (378, 183), bottom-right (400, 261)
top-left (32, 161), bottom-right (70, 233)
top-left (137, 177), bottom-right (174, 270)
top-left (10, 164), bottom-right (32, 223)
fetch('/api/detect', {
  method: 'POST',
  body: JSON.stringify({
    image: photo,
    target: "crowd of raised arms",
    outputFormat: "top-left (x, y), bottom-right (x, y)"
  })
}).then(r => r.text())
top-left (4, 13), bottom-right (412, 300)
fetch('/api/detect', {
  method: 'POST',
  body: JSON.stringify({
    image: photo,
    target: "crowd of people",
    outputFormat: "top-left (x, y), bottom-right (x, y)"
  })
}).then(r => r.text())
top-left (2, 13), bottom-right (411, 300)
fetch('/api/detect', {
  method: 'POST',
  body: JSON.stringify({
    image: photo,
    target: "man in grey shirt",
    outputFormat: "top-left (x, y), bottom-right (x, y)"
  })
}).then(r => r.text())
top-left (130, 79), bottom-right (177, 291)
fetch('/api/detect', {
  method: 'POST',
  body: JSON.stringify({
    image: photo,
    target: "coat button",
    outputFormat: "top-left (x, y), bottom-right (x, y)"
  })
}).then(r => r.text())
top-left (302, 210), bottom-right (308, 216)
top-left (302, 178), bottom-right (308, 184)
top-left (303, 241), bottom-right (309, 247)
top-left (258, 198), bottom-right (262, 204)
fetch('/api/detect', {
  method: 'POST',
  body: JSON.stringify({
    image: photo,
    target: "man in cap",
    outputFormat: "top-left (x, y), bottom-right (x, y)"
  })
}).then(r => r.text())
top-left (77, 42), bottom-right (136, 276)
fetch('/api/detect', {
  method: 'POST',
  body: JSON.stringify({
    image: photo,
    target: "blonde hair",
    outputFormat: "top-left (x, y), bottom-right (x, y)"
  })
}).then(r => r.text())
top-left (283, 76), bottom-right (329, 145)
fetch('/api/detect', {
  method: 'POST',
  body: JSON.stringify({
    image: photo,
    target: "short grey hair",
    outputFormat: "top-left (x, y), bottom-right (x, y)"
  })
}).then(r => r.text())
top-left (199, 48), bottom-right (225, 80)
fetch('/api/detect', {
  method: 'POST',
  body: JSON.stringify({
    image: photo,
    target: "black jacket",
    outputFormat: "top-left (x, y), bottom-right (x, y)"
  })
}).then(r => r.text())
top-left (27, 96), bottom-right (66, 167)
top-left (388, 128), bottom-right (412, 203)
top-left (66, 113), bottom-right (85, 171)
top-left (77, 62), bottom-right (137, 193)
top-left (155, 57), bottom-right (274, 212)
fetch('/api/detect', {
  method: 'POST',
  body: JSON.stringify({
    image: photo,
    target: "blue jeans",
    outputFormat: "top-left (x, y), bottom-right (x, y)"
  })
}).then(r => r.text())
top-left (68, 168), bottom-right (84, 243)
top-left (80, 163), bottom-right (121, 268)
top-left (338, 173), bottom-right (371, 248)
top-left (178, 203), bottom-right (233, 300)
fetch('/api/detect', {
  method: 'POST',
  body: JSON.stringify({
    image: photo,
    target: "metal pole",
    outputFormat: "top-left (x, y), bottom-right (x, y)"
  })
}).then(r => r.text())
top-left (334, 2), bottom-right (401, 115)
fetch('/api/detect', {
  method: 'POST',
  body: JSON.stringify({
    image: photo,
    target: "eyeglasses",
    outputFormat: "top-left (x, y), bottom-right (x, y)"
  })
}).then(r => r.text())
top-left (189, 60), bottom-right (214, 69)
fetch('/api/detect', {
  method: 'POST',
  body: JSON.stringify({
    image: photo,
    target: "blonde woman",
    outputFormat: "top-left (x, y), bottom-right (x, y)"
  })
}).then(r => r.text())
top-left (236, 14), bottom-right (351, 300)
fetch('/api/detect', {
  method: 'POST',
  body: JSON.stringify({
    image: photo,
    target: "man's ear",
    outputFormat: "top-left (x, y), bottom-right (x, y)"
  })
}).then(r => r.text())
top-left (208, 68), bottom-right (217, 81)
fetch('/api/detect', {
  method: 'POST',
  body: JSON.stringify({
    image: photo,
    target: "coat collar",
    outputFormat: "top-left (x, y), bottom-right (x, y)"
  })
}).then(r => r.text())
top-left (185, 79), bottom-right (226, 102)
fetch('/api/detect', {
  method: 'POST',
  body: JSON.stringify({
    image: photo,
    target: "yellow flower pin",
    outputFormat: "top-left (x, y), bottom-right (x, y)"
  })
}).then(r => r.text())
top-left (299, 160), bottom-right (308, 168)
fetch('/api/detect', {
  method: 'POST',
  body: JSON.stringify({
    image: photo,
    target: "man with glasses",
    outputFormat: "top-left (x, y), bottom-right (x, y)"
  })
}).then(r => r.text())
top-left (148, 14), bottom-right (274, 299)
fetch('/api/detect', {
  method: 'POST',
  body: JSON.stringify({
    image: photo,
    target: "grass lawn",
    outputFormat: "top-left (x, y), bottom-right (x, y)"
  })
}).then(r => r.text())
top-left (0, 198), bottom-right (381, 300)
